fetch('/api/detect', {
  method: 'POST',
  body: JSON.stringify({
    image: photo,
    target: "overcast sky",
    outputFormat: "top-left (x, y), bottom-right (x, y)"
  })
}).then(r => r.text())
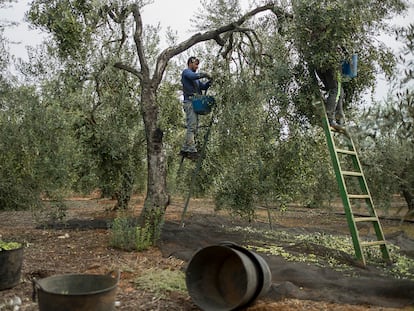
top-left (0, 0), bottom-right (254, 60)
top-left (0, 0), bottom-right (412, 100)
top-left (0, 0), bottom-right (205, 60)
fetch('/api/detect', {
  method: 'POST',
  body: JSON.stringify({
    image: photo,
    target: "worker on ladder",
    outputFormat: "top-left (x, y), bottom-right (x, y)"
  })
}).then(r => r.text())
top-left (315, 46), bottom-right (357, 132)
top-left (315, 47), bottom-right (347, 131)
top-left (180, 56), bottom-right (213, 160)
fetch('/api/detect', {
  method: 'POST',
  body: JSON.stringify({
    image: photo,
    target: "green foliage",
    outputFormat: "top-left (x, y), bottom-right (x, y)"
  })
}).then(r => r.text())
top-left (357, 134), bottom-right (411, 210)
top-left (292, 0), bottom-right (406, 70)
top-left (0, 240), bottom-right (22, 251)
top-left (110, 216), bottom-right (154, 251)
top-left (28, 0), bottom-right (99, 59)
top-left (198, 29), bottom-right (339, 216)
top-left (0, 84), bottom-right (76, 210)
top-left (356, 19), bottom-right (414, 211)
top-left (6, 0), bottom-right (411, 224)
top-left (193, 0), bottom-right (242, 31)
top-left (75, 69), bottom-right (146, 208)
top-left (214, 156), bottom-right (258, 221)
top-left (32, 201), bottom-right (68, 225)
top-left (27, 0), bottom-right (152, 209)
top-left (110, 206), bottom-right (165, 251)
top-left (0, 32), bottom-right (10, 74)
top-left (292, 0), bottom-right (408, 110)
top-left (135, 268), bottom-right (187, 298)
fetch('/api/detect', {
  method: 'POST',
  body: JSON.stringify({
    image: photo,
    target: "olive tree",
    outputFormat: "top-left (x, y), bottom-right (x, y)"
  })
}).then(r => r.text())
top-left (27, 0), bottom-right (285, 240)
top-left (25, 0), bottom-right (410, 238)
top-left (291, 0), bottom-right (408, 120)
top-left (205, 0), bottom-right (408, 218)
top-left (357, 21), bottom-right (414, 215)
top-left (0, 5), bottom-right (76, 211)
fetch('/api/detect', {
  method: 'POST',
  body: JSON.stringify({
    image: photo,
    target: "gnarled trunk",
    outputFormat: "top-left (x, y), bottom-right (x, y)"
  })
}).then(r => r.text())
top-left (138, 83), bottom-right (169, 240)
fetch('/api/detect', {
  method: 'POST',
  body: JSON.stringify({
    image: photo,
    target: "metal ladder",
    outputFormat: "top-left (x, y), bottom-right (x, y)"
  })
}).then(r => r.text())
top-left (177, 106), bottom-right (216, 227)
top-left (318, 100), bottom-right (391, 267)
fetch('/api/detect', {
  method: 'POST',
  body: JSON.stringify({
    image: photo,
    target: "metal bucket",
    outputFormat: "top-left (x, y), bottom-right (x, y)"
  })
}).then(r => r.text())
top-left (186, 242), bottom-right (272, 311)
top-left (33, 271), bottom-right (120, 311)
top-left (0, 245), bottom-right (24, 290)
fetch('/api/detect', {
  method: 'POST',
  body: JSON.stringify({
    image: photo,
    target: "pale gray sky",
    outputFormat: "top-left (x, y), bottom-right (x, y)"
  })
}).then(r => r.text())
top-left (0, 0), bottom-right (412, 100)
top-left (0, 0), bottom-right (253, 60)
top-left (0, 0), bottom-right (201, 60)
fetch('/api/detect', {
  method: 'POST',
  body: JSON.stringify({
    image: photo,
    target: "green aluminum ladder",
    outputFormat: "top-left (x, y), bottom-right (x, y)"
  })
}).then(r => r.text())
top-left (318, 100), bottom-right (391, 267)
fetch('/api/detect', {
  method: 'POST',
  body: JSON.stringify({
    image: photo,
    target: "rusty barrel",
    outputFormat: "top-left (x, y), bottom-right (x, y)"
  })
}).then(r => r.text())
top-left (33, 271), bottom-right (119, 311)
top-left (186, 242), bottom-right (272, 311)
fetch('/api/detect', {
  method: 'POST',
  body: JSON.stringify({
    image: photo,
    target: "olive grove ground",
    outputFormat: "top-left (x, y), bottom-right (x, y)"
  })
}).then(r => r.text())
top-left (0, 194), bottom-right (413, 310)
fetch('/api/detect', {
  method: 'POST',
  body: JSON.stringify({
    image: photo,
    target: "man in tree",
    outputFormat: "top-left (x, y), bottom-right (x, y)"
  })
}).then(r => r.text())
top-left (316, 58), bottom-right (346, 131)
top-left (311, 63), bottom-right (347, 132)
top-left (180, 56), bottom-right (212, 160)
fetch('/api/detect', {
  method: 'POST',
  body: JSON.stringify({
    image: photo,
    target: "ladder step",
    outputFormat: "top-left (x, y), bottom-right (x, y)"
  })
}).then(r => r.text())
top-left (348, 194), bottom-right (371, 199)
top-left (336, 148), bottom-right (357, 155)
top-left (342, 170), bottom-right (363, 177)
top-left (354, 216), bottom-right (379, 222)
top-left (361, 240), bottom-right (387, 247)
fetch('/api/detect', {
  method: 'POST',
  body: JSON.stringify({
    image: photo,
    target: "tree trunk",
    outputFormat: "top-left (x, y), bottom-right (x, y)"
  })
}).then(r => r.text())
top-left (138, 83), bottom-right (169, 240)
top-left (402, 189), bottom-right (414, 212)
top-left (400, 169), bottom-right (414, 212)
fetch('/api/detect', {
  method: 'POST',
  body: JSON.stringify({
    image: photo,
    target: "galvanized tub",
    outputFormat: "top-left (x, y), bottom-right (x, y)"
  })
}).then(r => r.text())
top-left (186, 242), bottom-right (272, 311)
top-left (33, 271), bottom-right (119, 311)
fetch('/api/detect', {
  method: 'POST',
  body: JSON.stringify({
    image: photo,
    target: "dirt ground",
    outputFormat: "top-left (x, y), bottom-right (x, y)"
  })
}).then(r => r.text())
top-left (0, 194), bottom-right (413, 311)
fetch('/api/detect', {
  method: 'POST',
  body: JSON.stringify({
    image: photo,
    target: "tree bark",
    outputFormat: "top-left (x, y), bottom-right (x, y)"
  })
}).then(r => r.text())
top-left (139, 80), bottom-right (169, 232)
top-left (401, 189), bottom-right (414, 212)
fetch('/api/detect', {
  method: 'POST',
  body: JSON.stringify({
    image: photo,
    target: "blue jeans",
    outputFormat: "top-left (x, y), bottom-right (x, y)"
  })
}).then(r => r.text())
top-left (182, 100), bottom-right (198, 152)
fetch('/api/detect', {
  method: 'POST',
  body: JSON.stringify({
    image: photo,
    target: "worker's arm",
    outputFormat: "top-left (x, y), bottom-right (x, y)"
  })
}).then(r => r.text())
top-left (183, 68), bottom-right (211, 80)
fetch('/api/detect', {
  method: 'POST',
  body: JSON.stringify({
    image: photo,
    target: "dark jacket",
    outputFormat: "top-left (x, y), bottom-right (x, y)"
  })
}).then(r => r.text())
top-left (181, 68), bottom-right (211, 100)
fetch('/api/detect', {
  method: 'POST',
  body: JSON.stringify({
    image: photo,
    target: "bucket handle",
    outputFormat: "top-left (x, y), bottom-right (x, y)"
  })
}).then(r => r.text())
top-left (32, 278), bottom-right (41, 302)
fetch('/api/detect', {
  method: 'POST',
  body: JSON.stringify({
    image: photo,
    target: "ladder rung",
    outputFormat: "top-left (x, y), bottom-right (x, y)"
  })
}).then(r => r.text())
top-left (354, 216), bottom-right (378, 222)
top-left (336, 148), bottom-right (356, 155)
top-left (348, 194), bottom-right (371, 199)
top-left (361, 240), bottom-right (387, 247)
top-left (342, 171), bottom-right (363, 177)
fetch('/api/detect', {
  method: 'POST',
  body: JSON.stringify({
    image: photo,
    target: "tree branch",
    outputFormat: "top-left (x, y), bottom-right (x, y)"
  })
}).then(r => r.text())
top-left (114, 62), bottom-right (143, 80)
top-left (130, 3), bottom-right (149, 77)
top-left (153, 3), bottom-right (280, 85)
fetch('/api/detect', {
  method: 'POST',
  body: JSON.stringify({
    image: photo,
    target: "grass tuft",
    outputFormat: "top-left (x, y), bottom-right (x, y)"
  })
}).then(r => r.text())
top-left (134, 268), bottom-right (187, 298)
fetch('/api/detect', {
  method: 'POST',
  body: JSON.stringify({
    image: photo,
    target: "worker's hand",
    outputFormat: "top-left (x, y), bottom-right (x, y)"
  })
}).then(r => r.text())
top-left (199, 72), bottom-right (212, 79)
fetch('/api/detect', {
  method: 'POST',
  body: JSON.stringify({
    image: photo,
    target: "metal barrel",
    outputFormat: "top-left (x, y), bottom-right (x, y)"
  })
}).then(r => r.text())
top-left (33, 271), bottom-right (120, 311)
top-left (186, 243), bottom-right (272, 311)
top-left (0, 246), bottom-right (24, 290)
